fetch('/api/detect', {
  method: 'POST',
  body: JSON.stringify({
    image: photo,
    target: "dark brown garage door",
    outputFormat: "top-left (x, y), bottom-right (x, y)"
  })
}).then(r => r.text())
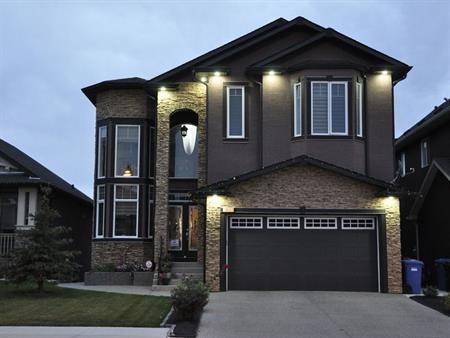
top-left (227, 215), bottom-right (379, 291)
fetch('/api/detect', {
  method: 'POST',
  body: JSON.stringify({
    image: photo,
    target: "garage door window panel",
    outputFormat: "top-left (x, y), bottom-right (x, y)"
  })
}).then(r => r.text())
top-left (229, 217), bottom-right (262, 229)
top-left (267, 217), bottom-right (300, 229)
top-left (304, 217), bottom-right (337, 229)
top-left (342, 217), bottom-right (376, 230)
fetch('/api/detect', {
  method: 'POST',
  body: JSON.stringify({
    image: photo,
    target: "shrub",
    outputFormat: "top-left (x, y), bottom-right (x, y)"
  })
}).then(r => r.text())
top-left (171, 277), bottom-right (209, 321)
top-left (423, 285), bottom-right (438, 297)
top-left (444, 295), bottom-right (450, 313)
top-left (94, 263), bottom-right (116, 272)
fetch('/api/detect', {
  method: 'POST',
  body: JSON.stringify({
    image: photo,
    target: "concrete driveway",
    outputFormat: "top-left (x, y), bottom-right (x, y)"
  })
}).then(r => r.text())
top-left (197, 292), bottom-right (450, 338)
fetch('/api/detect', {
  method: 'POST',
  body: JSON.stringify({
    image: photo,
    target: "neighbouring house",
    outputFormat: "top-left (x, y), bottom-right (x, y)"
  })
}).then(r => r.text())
top-left (82, 17), bottom-right (411, 293)
top-left (395, 99), bottom-right (450, 281)
top-left (0, 138), bottom-right (93, 276)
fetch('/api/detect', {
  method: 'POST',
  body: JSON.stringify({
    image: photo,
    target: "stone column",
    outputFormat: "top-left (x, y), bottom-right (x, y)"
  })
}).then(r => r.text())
top-left (154, 83), bottom-right (207, 265)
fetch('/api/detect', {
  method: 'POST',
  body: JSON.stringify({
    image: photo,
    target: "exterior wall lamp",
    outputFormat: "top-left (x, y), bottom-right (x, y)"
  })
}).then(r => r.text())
top-left (180, 125), bottom-right (188, 137)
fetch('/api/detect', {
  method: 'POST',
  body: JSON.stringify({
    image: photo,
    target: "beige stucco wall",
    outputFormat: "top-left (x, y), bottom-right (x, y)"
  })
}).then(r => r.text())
top-left (205, 164), bottom-right (401, 293)
top-left (154, 83), bottom-right (207, 263)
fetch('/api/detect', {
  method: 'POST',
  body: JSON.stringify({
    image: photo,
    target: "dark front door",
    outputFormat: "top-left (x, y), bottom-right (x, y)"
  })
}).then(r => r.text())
top-left (168, 204), bottom-right (199, 261)
top-left (227, 214), bottom-right (379, 291)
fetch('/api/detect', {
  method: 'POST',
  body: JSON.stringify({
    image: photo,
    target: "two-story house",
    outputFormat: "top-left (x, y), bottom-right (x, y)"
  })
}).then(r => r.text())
top-left (0, 138), bottom-right (92, 276)
top-left (395, 99), bottom-right (450, 281)
top-left (82, 17), bottom-right (411, 293)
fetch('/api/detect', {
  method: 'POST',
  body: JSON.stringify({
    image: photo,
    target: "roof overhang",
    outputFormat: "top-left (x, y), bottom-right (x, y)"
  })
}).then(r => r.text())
top-left (408, 158), bottom-right (450, 220)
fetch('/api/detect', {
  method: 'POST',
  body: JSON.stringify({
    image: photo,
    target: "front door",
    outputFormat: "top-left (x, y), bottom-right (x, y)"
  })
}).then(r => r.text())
top-left (168, 205), bottom-right (199, 261)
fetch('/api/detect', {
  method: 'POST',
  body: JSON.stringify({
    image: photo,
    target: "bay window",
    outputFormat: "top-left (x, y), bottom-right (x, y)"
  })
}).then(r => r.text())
top-left (226, 86), bottom-right (245, 138)
top-left (96, 185), bottom-right (105, 238)
top-left (115, 125), bottom-right (140, 177)
top-left (293, 83), bottom-right (302, 136)
top-left (113, 184), bottom-right (138, 238)
top-left (311, 81), bottom-right (348, 135)
top-left (97, 126), bottom-right (107, 178)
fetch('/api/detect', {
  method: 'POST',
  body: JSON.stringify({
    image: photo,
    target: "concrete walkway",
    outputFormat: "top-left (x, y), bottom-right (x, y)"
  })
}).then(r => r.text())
top-left (198, 291), bottom-right (450, 338)
top-left (58, 282), bottom-right (170, 297)
top-left (0, 326), bottom-right (169, 338)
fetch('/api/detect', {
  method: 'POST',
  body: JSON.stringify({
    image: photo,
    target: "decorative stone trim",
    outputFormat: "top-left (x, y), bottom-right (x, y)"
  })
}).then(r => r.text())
top-left (91, 241), bottom-right (153, 268)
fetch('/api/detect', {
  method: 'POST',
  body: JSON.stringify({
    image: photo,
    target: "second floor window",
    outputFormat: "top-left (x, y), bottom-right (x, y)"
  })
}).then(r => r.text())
top-left (311, 81), bottom-right (348, 136)
top-left (97, 126), bottom-right (107, 178)
top-left (293, 83), bottom-right (302, 136)
top-left (113, 184), bottom-right (138, 238)
top-left (96, 185), bottom-right (105, 238)
top-left (226, 86), bottom-right (245, 138)
top-left (356, 82), bottom-right (363, 137)
top-left (420, 140), bottom-right (430, 168)
top-left (115, 125), bottom-right (140, 177)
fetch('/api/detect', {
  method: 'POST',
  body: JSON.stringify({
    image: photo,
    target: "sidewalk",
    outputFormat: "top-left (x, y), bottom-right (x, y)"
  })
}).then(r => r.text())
top-left (0, 326), bottom-right (169, 338)
top-left (58, 282), bottom-right (170, 297)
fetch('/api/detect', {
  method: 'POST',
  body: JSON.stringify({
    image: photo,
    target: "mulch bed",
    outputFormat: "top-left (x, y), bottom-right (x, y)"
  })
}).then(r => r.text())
top-left (165, 309), bottom-right (202, 338)
top-left (411, 296), bottom-right (450, 317)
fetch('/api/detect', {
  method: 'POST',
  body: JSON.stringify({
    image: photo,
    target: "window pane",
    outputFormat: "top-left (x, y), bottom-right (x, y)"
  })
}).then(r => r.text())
top-left (98, 126), bottom-right (107, 177)
top-left (168, 206), bottom-right (182, 250)
top-left (294, 84), bottom-right (301, 136)
top-left (356, 83), bottom-right (362, 136)
top-left (98, 185), bottom-right (105, 200)
top-left (0, 192), bottom-right (17, 232)
top-left (331, 83), bottom-right (346, 133)
top-left (116, 185), bottom-right (137, 200)
top-left (115, 126), bottom-right (139, 176)
top-left (115, 201), bottom-right (137, 236)
top-left (169, 125), bottom-right (198, 178)
top-left (228, 87), bottom-right (243, 136)
top-left (312, 83), bottom-right (328, 134)
top-left (189, 206), bottom-right (199, 251)
top-left (97, 202), bottom-right (104, 236)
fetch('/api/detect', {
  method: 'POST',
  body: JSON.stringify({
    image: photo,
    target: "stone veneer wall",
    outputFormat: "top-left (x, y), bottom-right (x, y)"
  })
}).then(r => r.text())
top-left (96, 89), bottom-right (148, 120)
top-left (91, 241), bottom-right (153, 267)
top-left (205, 164), bottom-right (401, 293)
top-left (154, 83), bottom-right (207, 263)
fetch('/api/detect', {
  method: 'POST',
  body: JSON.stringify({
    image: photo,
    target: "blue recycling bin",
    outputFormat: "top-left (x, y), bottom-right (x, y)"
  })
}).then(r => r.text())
top-left (435, 258), bottom-right (450, 291)
top-left (402, 259), bottom-right (424, 294)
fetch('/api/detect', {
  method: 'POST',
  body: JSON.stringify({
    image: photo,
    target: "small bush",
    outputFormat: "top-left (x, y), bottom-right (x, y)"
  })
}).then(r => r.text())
top-left (171, 277), bottom-right (209, 321)
top-left (94, 263), bottom-right (116, 272)
top-left (423, 285), bottom-right (438, 297)
top-left (444, 295), bottom-right (450, 313)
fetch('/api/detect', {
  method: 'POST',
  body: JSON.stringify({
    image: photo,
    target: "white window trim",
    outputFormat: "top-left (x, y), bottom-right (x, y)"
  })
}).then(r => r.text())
top-left (229, 216), bottom-right (263, 229)
top-left (267, 216), bottom-right (301, 229)
top-left (341, 217), bottom-right (376, 230)
top-left (311, 81), bottom-right (348, 136)
top-left (112, 184), bottom-right (139, 239)
top-left (114, 125), bottom-right (140, 178)
top-left (95, 185), bottom-right (105, 238)
top-left (400, 152), bottom-right (406, 177)
top-left (420, 140), bottom-right (429, 168)
top-left (304, 217), bottom-right (338, 229)
top-left (293, 83), bottom-right (302, 137)
top-left (226, 86), bottom-right (245, 139)
top-left (97, 126), bottom-right (107, 179)
top-left (356, 82), bottom-right (363, 137)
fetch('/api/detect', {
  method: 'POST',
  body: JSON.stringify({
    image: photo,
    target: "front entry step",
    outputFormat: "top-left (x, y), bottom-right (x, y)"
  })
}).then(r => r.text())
top-left (151, 262), bottom-right (204, 291)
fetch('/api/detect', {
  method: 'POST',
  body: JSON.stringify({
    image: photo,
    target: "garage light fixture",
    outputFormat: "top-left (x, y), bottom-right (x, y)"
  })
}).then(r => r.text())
top-left (200, 76), bottom-right (208, 82)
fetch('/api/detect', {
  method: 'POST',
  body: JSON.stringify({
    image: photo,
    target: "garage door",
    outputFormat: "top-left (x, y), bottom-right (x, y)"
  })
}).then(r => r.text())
top-left (227, 214), bottom-right (379, 292)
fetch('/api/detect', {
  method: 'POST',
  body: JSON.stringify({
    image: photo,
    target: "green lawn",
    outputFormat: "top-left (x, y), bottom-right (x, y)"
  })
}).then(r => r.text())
top-left (0, 282), bottom-right (171, 327)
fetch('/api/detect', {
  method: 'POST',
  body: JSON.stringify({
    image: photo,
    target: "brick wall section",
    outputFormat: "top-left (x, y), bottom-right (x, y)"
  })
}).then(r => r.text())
top-left (154, 83), bottom-right (207, 263)
top-left (205, 164), bottom-right (401, 293)
top-left (91, 241), bottom-right (153, 267)
top-left (96, 89), bottom-right (148, 120)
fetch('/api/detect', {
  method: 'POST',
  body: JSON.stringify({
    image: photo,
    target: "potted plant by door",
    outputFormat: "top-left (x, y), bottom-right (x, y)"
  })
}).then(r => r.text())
top-left (158, 255), bottom-right (172, 285)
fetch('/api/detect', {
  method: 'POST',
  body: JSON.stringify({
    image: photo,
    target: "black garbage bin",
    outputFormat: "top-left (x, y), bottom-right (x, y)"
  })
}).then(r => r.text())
top-left (435, 258), bottom-right (450, 291)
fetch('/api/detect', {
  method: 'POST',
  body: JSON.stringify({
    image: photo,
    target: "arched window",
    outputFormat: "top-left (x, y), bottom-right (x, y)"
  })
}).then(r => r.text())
top-left (169, 109), bottom-right (199, 178)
